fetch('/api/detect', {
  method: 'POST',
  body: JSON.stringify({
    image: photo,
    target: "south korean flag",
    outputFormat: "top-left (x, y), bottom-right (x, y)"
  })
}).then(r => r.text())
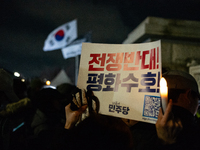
top-left (43, 19), bottom-right (77, 51)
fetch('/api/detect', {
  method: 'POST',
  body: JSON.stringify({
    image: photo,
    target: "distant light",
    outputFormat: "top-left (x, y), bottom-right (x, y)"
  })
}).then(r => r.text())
top-left (46, 80), bottom-right (51, 85)
top-left (14, 72), bottom-right (20, 77)
top-left (21, 79), bottom-right (25, 82)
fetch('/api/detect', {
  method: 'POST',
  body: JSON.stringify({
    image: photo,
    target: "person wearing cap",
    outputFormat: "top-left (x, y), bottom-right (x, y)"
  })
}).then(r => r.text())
top-left (156, 70), bottom-right (200, 150)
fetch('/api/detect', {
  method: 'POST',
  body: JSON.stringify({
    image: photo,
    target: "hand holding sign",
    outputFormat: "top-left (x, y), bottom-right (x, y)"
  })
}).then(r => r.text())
top-left (64, 103), bottom-right (88, 129)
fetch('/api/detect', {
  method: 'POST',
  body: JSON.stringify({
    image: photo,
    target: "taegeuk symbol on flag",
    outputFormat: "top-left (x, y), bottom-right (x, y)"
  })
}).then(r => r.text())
top-left (43, 19), bottom-right (77, 51)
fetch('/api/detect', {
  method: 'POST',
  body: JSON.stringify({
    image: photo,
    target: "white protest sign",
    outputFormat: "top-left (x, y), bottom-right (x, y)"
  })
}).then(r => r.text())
top-left (77, 40), bottom-right (161, 124)
top-left (61, 43), bottom-right (82, 59)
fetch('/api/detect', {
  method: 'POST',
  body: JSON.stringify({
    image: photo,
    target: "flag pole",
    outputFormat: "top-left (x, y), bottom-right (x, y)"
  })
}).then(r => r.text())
top-left (75, 55), bottom-right (79, 85)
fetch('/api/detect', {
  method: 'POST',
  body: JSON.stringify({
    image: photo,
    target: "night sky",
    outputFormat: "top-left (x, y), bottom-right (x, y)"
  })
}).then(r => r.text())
top-left (0, 0), bottom-right (200, 84)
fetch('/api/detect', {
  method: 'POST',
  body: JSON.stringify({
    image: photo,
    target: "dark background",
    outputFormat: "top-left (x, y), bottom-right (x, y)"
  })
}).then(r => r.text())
top-left (0, 0), bottom-right (200, 83)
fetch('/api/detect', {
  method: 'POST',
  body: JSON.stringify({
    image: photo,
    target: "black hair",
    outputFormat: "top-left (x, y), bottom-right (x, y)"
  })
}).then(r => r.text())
top-left (168, 89), bottom-right (186, 103)
top-left (72, 114), bottom-right (134, 150)
top-left (168, 89), bottom-right (199, 103)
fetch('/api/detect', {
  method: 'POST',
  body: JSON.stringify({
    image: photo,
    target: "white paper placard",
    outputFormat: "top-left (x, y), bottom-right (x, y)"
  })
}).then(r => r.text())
top-left (77, 40), bottom-right (161, 124)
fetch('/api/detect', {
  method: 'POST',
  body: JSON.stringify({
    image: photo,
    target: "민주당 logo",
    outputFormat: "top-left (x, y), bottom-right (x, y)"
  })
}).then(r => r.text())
top-left (55, 30), bottom-right (65, 41)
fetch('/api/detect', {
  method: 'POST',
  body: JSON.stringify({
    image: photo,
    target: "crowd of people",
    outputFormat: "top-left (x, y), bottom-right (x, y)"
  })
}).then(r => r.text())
top-left (0, 68), bottom-right (200, 150)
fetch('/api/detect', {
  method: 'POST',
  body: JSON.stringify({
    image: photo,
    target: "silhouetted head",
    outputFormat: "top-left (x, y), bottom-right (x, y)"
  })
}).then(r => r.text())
top-left (163, 70), bottom-right (199, 115)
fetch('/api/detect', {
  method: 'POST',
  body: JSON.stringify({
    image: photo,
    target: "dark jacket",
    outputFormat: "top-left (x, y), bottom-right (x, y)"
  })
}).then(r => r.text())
top-left (130, 105), bottom-right (200, 150)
